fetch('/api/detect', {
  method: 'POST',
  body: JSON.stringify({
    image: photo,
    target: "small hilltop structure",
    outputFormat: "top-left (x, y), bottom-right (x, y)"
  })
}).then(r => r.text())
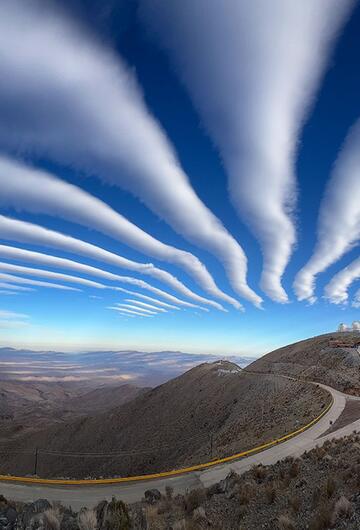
top-left (331, 322), bottom-right (360, 349)
top-left (338, 321), bottom-right (360, 333)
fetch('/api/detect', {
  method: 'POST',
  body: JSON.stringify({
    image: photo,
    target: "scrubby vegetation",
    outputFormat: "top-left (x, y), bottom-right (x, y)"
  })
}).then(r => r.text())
top-left (2, 433), bottom-right (360, 529)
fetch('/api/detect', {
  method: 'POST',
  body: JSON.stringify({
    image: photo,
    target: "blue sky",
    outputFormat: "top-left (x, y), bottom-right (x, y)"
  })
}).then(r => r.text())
top-left (0, 0), bottom-right (359, 357)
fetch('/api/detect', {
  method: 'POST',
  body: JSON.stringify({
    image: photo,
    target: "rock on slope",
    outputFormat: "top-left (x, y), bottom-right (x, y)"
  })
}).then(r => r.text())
top-left (247, 332), bottom-right (360, 395)
top-left (0, 360), bottom-right (328, 479)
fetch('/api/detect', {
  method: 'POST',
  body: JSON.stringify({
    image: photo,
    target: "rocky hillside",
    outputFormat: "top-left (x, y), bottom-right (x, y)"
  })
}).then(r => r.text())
top-left (1, 433), bottom-right (360, 529)
top-left (0, 380), bottom-right (146, 444)
top-left (59, 383), bottom-right (149, 415)
top-left (247, 332), bottom-right (360, 395)
top-left (0, 360), bottom-right (329, 479)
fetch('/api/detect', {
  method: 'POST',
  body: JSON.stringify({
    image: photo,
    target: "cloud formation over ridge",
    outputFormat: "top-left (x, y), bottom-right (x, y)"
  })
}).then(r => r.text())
top-left (140, 0), bottom-right (354, 302)
top-left (294, 119), bottom-right (360, 301)
top-left (0, 0), bottom-right (261, 307)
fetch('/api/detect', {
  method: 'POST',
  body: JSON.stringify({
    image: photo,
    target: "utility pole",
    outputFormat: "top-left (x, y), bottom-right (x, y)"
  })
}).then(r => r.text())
top-left (34, 447), bottom-right (39, 476)
top-left (210, 433), bottom-right (213, 459)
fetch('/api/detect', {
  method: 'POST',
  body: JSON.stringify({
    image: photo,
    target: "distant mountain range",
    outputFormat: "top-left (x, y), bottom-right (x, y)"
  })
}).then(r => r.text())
top-left (0, 347), bottom-right (256, 386)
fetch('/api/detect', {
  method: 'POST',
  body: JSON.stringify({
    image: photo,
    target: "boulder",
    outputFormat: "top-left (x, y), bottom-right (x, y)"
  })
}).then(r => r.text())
top-left (60, 509), bottom-right (78, 530)
top-left (218, 471), bottom-right (240, 497)
top-left (144, 489), bottom-right (161, 505)
top-left (18, 499), bottom-right (51, 529)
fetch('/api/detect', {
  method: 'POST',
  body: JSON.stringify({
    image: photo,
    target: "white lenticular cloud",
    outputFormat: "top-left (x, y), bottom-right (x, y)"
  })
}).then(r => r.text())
top-left (116, 290), bottom-right (180, 310)
top-left (0, 262), bottom-right (107, 289)
top-left (0, 237), bottom-right (224, 310)
top-left (114, 287), bottom-right (209, 311)
top-left (139, 0), bottom-right (354, 302)
top-left (324, 257), bottom-right (360, 304)
top-left (294, 119), bottom-right (360, 301)
top-left (0, 281), bottom-right (34, 292)
top-left (0, 158), bottom-right (237, 310)
top-left (116, 304), bottom-right (158, 315)
top-left (0, 0), bottom-right (261, 307)
top-left (0, 272), bottom-right (80, 291)
top-left (352, 295), bottom-right (360, 308)
top-left (124, 299), bottom-right (167, 313)
top-left (107, 306), bottom-right (154, 318)
top-left (0, 249), bottom-right (210, 311)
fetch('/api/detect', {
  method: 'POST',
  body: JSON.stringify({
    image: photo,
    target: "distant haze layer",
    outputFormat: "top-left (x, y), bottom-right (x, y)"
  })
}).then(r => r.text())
top-left (0, 347), bottom-right (254, 386)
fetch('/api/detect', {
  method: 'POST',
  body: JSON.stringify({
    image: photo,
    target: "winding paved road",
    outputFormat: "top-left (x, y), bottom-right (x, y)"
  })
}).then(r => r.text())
top-left (1, 382), bottom-right (360, 510)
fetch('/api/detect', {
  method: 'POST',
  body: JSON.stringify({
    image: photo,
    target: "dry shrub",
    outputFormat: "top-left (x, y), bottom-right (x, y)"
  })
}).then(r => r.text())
top-left (332, 496), bottom-right (352, 523)
top-left (238, 504), bottom-right (247, 520)
top-left (172, 520), bottom-right (186, 530)
top-left (289, 460), bottom-right (300, 478)
top-left (41, 508), bottom-right (61, 530)
top-left (265, 482), bottom-right (277, 504)
top-left (238, 482), bottom-right (255, 505)
top-left (78, 509), bottom-right (97, 530)
top-left (145, 505), bottom-right (161, 529)
top-left (282, 475), bottom-right (291, 489)
top-left (157, 497), bottom-right (174, 515)
top-left (184, 488), bottom-right (206, 514)
top-left (354, 464), bottom-right (360, 487)
top-left (192, 506), bottom-right (207, 523)
top-left (252, 464), bottom-right (267, 481)
top-left (288, 495), bottom-right (301, 513)
top-left (279, 466), bottom-right (286, 480)
top-left (325, 476), bottom-right (336, 498)
top-left (0, 495), bottom-right (7, 510)
top-left (278, 514), bottom-right (295, 530)
top-left (105, 498), bottom-right (131, 530)
top-left (315, 446), bottom-right (326, 460)
top-left (309, 503), bottom-right (333, 530)
top-left (165, 485), bottom-right (174, 500)
top-left (312, 486), bottom-right (321, 508)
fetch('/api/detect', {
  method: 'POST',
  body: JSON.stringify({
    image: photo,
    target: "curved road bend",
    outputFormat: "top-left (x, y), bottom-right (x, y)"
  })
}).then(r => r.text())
top-left (1, 382), bottom-right (360, 510)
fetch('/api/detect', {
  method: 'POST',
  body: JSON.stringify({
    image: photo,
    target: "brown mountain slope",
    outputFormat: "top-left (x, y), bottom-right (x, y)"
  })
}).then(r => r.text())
top-left (0, 379), bottom-right (93, 440)
top-left (1, 360), bottom-right (329, 479)
top-left (247, 332), bottom-right (360, 394)
top-left (60, 383), bottom-right (149, 414)
top-left (0, 380), bottom-right (146, 443)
